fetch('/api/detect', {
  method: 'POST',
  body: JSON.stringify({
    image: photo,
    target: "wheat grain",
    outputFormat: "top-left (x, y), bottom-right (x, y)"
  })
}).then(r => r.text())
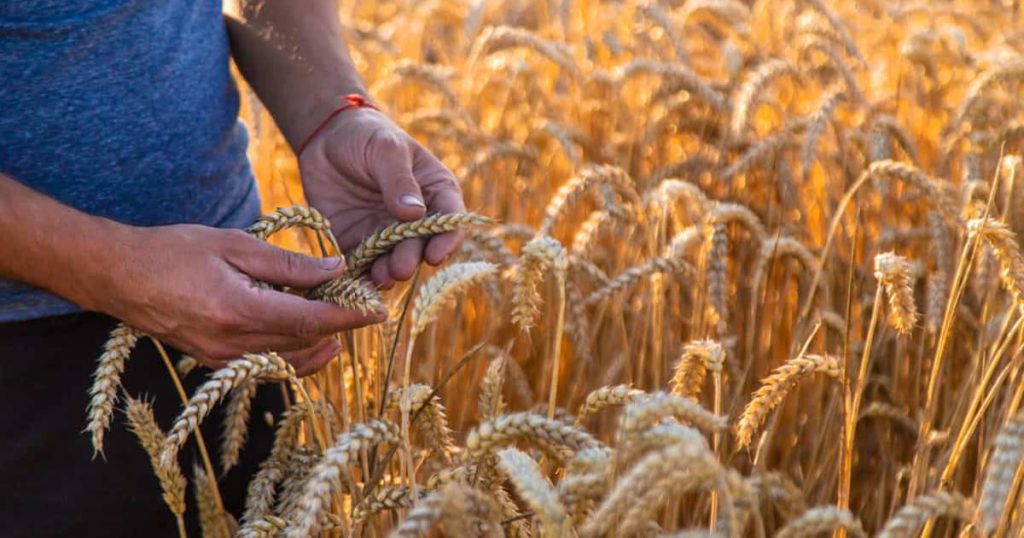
top-left (479, 351), bottom-right (508, 420)
top-left (220, 379), bottom-right (258, 475)
top-left (307, 275), bottom-right (384, 313)
top-left (968, 217), bottom-right (1024, 306)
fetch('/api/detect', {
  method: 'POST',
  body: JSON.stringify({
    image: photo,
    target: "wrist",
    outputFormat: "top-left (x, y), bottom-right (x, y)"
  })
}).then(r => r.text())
top-left (57, 218), bottom-right (143, 314)
top-left (296, 93), bottom-right (381, 158)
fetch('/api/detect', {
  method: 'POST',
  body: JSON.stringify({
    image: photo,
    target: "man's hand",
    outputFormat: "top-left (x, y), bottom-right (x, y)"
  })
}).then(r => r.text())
top-left (87, 225), bottom-right (383, 375)
top-left (299, 107), bottom-right (467, 289)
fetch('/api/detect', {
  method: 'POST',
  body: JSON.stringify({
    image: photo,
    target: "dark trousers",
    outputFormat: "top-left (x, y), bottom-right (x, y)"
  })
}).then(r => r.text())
top-left (0, 312), bottom-right (284, 537)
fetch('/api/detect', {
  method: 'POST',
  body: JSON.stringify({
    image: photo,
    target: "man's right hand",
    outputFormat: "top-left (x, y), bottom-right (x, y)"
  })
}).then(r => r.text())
top-left (81, 224), bottom-right (384, 375)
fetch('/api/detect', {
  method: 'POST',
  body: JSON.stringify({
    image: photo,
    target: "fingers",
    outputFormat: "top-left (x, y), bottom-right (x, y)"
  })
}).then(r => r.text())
top-left (389, 238), bottom-right (424, 281)
top-left (371, 256), bottom-right (396, 289)
top-left (243, 286), bottom-right (385, 340)
top-left (225, 236), bottom-right (345, 288)
top-left (414, 148), bottom-right (468, 264)
top-left (366, 131), bottom-right (427, 222)
top-left (280, 338), bottom-right (343, 377)
top-left (423, 184), bottom-right (469, 265)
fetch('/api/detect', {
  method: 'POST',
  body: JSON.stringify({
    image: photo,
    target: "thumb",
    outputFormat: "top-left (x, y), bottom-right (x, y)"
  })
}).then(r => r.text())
top-left (368, 132), bottom-right (427, 221)
top-left (227, 238), bottom-right (346, 288)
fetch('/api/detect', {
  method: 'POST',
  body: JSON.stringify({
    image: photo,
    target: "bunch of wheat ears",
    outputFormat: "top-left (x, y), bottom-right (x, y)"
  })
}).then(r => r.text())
top-left (83, 1), bottom-right (1024, 536)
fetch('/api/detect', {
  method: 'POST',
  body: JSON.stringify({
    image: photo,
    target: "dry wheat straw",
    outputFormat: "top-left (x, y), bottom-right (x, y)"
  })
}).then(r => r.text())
top-left (161, 353), bottom-right (293, 470)
top-left (979, 409), bottom-right (1024, 534)
top-left (736, 354), bottom-right (840, 449)
top-left (288, 420), bottom-right (400, 537)
top-left (670, 340), bottom-right (726, 401)
top-left (346, 213), bottom-right (491, 276)
top-left (87, 323), bottom-right (141, 457)
top-left (496, 447), bottom-right (568, 536)
top-left (874, 252), bottom-right (919, 334)
top-left (877, 491), bottom-right (972, 538)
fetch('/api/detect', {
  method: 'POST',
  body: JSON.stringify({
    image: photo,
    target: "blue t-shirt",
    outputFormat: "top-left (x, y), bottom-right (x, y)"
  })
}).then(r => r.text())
top-left (0, 0), bottom-right (261, 322)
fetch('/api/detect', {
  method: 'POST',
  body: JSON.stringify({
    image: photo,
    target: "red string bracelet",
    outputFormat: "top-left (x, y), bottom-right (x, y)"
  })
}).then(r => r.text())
top-left (297, 94), bottom-right (380, 158)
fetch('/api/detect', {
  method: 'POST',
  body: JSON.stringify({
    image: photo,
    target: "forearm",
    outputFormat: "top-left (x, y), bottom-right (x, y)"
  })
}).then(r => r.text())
top-left (225, 0), bottom-right (366, 150)
top-left (0, 175), bottom-right (130, 312)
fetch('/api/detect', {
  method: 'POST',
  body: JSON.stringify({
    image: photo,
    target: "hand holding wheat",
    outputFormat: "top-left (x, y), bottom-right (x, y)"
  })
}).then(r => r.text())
top-left (85, 224), bottom-right (382, 372)
top-left (299, 105), bottom-right (468, 289)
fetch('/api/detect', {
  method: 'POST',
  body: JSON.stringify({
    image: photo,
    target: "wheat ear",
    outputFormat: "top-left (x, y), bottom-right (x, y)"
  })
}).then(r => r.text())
top-left (176, 355), bottom-right (198, 377)
top-left (123, 396), bottom-right (186, 520)
top-left (161, 353), bottom-right (293, 470)
top-left (353, 486), bottom-right (424, 524)
top-left (584, 255), bottom-right (693, 305)
top-left (750, 472), bottom-right (807, 519)
top-left (776, 506), bottom-right (866, 538)
top-left (874, 252), bottom-right (919, 335)
top-left (979, 409), bottom-right (1024, 534)
top-left (385, 384), bottom-right (456, 463)
top-left (496, 448), bottom-right (568, 536)
top-left (388, 481), bottom-right (499, 538)
top-left (877, 491), bottom-right (972, 538)
top-left (288, 420), bottom-right (399, 537)
top-left (241, 406), bottom-right (309, 525)
top-left (86, 323), bottom-right (141, 457)
top-left (194, 464), bottom-right (232, 538)
top-left (347, 213), bottom-right (492, 276)
top-left (465, 412), bottom-right (600, 461)
top-left (801, 87), bottom-right (846, 177)
top-left (620, 392), bottom-right (729, 439)
top-left (559, 446), bottom-right (614, 511)
top-left (479, 351), bottom-right (508, 420)
top-left (246, 205), bottom-right (339, 253)
top-left (582, 438), bottom-right (717, 537)
top-left (731, 59), bottom-right (799, 136)
top-left (735, 354), bottom-right (840, 449)
top-left (512, 236), bottom-right (567, 332)
top-left (575, 385), bottom-right (646, 426)
top-left (411, 261), bottom-right (498, 337)
top-left (307, 275), bottom-right (384, 313)
top-left (670, 339), bottom-right (726, 401)
top-left (968, 217), bottom-right (1024, 306)
top-left (540, 165), bottom-right (638, 236)
top-left (220, 379), bottom-right (258, 475)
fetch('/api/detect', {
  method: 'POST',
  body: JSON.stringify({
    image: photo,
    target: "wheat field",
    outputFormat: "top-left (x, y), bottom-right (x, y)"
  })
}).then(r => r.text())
top-left (84, 1), bottom-right (1024, 537)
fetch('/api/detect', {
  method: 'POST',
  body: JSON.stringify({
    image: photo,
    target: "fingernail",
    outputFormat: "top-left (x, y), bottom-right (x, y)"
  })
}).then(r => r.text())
top-left (399, 194), bottom-right (426, 209)
top-left (319, 256), bottom-right (343, 270)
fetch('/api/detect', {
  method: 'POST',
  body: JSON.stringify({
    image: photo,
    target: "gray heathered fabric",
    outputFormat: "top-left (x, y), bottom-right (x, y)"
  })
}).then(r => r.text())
top-left (0, 0), bottom-right (261, 322)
